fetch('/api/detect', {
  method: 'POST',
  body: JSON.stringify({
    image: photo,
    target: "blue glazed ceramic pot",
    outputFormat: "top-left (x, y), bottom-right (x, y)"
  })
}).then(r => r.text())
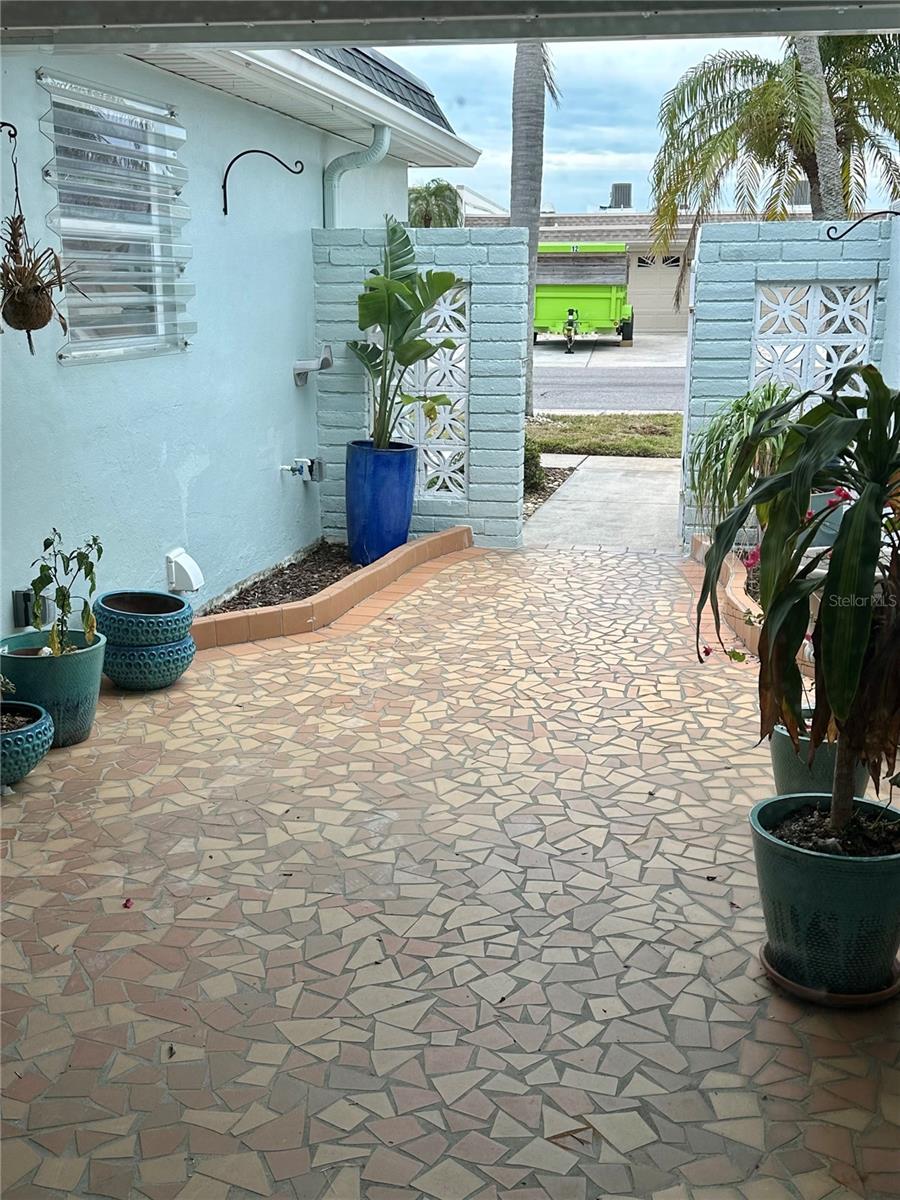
top-left (0, 631), bottom-right (106, 748)
top-left (1, 702), bottom-right (54, 785)
top-left (102, 635), bottom-right (196, 691)
top-left (345, 440), bottom-right (417, 566)
top-left (94, 591), bottom-right (193, 646)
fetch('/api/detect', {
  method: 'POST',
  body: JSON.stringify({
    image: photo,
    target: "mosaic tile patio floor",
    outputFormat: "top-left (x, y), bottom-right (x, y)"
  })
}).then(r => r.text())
top-left (2, 549), bottom-right (898, 1200)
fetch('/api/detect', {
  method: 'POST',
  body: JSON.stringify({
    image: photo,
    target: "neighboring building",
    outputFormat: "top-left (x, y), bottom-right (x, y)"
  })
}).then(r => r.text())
top-left (456, 185), bottom-right (509, 219)
top-left (0, 45), bottom-right (478, 631)
top-left (466, 187), bottom-right (818, 335)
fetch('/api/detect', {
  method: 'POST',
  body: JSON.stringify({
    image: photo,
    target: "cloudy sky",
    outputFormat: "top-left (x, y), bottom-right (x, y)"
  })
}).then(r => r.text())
top-left (381, 37), bottom-right (786, 212)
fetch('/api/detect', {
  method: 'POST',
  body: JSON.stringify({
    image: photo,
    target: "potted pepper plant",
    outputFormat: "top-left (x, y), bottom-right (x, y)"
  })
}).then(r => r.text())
top-left (698, 363), bottom-right (900, 1005)
top-left (0, 531), bottom-right (105, 746)
top-left (346, 216), bottom-right (464, 565)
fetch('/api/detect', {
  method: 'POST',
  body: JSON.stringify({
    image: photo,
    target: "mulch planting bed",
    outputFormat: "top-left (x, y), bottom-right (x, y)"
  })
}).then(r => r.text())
top-left (771, 804), bottom-right (900, 857)
top-left (524, 466), bottom-right (575, 521)
top-left (208, 542), bottom-right (361, 614)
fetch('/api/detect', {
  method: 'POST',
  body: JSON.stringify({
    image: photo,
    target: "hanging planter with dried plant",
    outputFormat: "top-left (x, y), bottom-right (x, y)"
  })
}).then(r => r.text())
top-left (0, 122), bottom-right (81, 354)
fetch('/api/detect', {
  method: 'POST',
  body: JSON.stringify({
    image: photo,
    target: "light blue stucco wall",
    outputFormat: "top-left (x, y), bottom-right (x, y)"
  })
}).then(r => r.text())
top-left (0, 50), bottom-right (408, 632)
top-left (682, 218), bottom-right (894, 545)
top-left (881, 219), bottom-right (900, 389)
top-left (312, 226), bottom-right (529, 548)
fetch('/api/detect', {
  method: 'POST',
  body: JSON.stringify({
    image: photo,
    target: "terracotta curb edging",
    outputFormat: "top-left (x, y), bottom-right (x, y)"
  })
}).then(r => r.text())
top-left (690, 535), bottom-right (813, 677)
top-left (191, 526), bottom-right (474, 650)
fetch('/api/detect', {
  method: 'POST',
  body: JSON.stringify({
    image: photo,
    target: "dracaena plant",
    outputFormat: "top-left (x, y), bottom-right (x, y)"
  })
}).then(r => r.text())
top-left (348, 216), bottom-right (464, 449)
top-left (697, 364), bottom-right (900, 831)
top-left (31, 530), bottom-right (103, 655)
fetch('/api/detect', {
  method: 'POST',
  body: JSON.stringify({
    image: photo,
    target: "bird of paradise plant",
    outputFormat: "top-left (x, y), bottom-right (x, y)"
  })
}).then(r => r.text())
top-left (347, 217), bottom-right (464, 449)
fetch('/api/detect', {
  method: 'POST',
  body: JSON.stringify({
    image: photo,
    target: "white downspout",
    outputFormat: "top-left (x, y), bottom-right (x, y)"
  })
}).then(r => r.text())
top-left (323, 125), bottom-right (392, 229)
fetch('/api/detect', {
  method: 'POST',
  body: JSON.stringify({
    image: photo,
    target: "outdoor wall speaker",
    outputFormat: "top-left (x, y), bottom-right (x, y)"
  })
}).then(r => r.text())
top-left (166, 548), bottom-right (204, 593)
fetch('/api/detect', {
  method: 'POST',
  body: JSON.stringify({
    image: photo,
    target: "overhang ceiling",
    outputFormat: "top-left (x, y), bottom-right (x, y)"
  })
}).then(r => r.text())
top-left (4, 1), bottom-right (900, 49)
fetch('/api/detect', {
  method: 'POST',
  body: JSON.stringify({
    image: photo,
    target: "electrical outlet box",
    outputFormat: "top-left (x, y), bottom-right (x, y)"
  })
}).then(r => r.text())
top-left (12, 589), bottom-right (57, 629)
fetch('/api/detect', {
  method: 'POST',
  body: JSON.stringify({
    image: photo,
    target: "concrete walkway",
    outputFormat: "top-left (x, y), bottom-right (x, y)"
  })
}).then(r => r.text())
top-left (526, 454), bottom-right (681, 551)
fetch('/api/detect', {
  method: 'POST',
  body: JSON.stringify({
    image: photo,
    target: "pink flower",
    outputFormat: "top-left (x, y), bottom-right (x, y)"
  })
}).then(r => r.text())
top-left (702, 645), bottom-right (713, 658)
top-left (743, 545), bottom-right (761, 570)
top-left (122, 898), bottom-right (133, 909)
top-left (833, 486), bottom-right (852, 501)
top-left (827, 497), bottom-right (840, 508)
top-left (805, 509), bottom-right (815, 523)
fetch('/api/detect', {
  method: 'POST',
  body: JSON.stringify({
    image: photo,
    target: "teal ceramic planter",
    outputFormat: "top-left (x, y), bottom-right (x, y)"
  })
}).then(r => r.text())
top-left (750, 794), bottom-right (900, 999)
top-left (103, 635), bottom-right (196, 691)
top-left (0, 631), bottom-right (106, 747)
top-left (770, 722), bottom-right (868, 797)
top-left (1, 702), bottom-right (54, 785)
top-left (94, 591), bottom-right (193, 646)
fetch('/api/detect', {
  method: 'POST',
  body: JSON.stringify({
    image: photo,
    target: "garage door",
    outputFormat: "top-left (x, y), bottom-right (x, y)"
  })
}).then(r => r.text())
top-left (627, 253), bottom-right (689, 334)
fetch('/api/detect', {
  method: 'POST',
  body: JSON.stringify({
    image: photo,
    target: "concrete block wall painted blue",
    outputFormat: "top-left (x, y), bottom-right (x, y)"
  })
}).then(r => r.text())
top-left (882, 220), bottom-right (900, 389)
top-left (0, 50), bottom-right (408, 633)
top-left (313, 226), bottom-right (528, 549)
top-left (682, 219), bottom-right (894, 545)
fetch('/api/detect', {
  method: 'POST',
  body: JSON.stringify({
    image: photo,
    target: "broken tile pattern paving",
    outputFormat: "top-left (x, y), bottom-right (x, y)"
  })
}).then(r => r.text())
top-left (2, 549), bottom-right (898, 1200)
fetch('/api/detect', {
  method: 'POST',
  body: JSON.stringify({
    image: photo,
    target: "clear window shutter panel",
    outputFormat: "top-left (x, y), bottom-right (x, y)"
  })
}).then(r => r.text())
top-left (38, 70), bottom-right (195, 363)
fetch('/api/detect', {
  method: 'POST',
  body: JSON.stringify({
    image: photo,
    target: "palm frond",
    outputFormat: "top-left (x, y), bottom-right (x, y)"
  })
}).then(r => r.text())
top-left (652, 32), bottom-right (900, 252)
top-left (689, 381), bottom-right (795, 534)
top-left (762, 149), bottom-right (803, 220)
top-left (843, 142), bottom-right (869, 215)
top-left (733, 152), bottom-right (762, 216)
top-left (541, 43), bottom-right (562, 107)
top-left (865, 131), bottom-right (900, 199)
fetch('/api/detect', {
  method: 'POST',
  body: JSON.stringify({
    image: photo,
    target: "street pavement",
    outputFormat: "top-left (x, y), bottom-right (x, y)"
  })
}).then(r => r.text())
top-left (533, 332), bottom-right (686, 413)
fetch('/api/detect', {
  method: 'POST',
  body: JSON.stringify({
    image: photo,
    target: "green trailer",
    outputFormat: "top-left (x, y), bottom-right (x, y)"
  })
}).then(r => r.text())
top-left (534, 241), bottom-right (634, 352)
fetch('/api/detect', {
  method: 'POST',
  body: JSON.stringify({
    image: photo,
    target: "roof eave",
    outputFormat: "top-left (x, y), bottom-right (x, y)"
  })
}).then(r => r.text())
top-left (234, 47), bottom-right (479, 168)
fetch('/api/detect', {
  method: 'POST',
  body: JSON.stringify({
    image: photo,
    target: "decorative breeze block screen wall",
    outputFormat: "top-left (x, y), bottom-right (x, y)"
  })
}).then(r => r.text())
top-left (682, 219), bottom-right (892, 547)
top-left (752, 283), bottom-right (874, 394)
top-left (313, 226), bottom-right (528, 549)
top-left (393, 285), bottom-right (469, 497)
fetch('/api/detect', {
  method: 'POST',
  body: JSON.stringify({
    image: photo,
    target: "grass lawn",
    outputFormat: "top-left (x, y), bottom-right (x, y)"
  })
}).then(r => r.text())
top-left (526, 412), bottom-right (683, 458)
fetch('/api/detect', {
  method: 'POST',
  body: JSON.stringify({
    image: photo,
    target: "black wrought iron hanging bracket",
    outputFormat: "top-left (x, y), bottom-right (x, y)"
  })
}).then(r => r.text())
top-left (221, 149), bottom-right (304, 216)
top-left (826, 210), bottom-right (900, 241)
top-left (1, 121), bottom-right (27, 240)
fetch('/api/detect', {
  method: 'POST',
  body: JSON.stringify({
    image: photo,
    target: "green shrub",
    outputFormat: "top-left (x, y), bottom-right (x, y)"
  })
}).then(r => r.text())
top-left (523, 436), bottom-right (545, 494)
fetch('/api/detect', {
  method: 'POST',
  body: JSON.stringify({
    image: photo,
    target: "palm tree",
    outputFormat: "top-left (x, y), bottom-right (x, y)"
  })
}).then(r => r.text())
top-left (510, 43), bottom-right (561, 417)
top-left (652, 35), bottom-right (900, 287)
top-left (408, 179), bottom-right (463, 228)
top-left (793, 36), bottom-right (845, 220)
